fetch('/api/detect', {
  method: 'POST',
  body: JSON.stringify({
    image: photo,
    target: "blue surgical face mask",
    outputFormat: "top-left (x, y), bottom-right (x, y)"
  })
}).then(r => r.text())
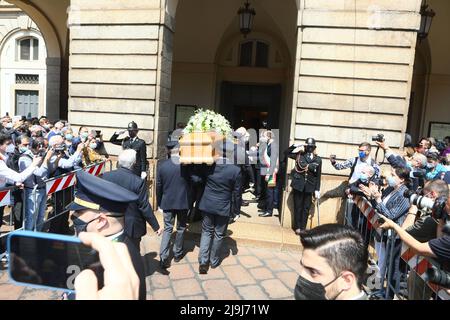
top-left (89, 143), bottom-right (97, 149)
top-left (359, 151), bottom-right (366, 159)
top-left (387, 176), bottom-right (397, 188)
top-left (359, 173), bottom-right (369, 183)
top-left (65, 134), bottom-right (73, 141)
top-left (80, 132), bottom-right (89, 139)
top-left (19, 146), bottom-right (29, 153)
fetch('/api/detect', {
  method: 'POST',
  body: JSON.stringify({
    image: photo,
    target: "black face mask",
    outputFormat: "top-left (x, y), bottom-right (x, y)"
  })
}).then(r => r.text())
top-left (305, 146), bottom-right (315, 154)
top-left (128, 130), bottom-right (137, 138)
top-left (294, 274), bottom-right (341, 300)
top-left (71, 216), bottom-right (99, 235)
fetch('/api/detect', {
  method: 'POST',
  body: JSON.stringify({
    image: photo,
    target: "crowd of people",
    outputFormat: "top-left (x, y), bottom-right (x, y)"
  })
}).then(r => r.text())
top-left (0, 115), bottom-right (108, 257)
top-left (328, 135), bottom-right (450, 299)
top-left (1, 112), bottom-right (449, 301)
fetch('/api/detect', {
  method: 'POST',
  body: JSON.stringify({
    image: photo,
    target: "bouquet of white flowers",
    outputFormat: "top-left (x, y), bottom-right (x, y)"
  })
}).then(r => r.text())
top-left (183, 109), bottom-right (232, 137)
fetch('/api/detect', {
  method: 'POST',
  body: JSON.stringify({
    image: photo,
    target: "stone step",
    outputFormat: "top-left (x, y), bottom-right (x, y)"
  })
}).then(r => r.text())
top-left (154, 211), bottom-right (302, 253)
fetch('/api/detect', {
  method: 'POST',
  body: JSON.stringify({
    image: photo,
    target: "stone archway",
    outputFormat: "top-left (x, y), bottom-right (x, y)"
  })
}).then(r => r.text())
top-left (6, 0), bottom-right (68, 119)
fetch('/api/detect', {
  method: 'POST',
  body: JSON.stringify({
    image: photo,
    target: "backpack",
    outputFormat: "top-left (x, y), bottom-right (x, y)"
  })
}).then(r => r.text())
top-left (6, 149), bottom-right (22, 172)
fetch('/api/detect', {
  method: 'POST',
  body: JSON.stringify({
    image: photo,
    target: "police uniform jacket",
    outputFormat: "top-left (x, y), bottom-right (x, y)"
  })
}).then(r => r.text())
top-left (287, 145), bottom-right (322, 193)
top-left (110, 134), bottom-right (147, 175)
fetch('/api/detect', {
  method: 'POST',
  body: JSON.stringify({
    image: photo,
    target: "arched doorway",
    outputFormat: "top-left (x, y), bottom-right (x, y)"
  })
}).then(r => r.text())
top-left (169, 0), bottom-right (298, 226)
top-left (4, 0), bottom-right (67, 120)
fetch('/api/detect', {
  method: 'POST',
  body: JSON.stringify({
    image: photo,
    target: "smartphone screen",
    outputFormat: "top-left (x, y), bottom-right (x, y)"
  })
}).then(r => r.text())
top-left (8, 231), bottom-right (103, 292)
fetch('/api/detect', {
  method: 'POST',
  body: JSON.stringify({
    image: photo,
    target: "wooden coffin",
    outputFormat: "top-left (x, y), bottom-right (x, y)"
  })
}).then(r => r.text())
top-left (179, 132), bottom-right (222, 164)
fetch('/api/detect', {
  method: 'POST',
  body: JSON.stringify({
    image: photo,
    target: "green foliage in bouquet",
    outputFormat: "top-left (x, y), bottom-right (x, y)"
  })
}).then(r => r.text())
top-left (183, 109), bottom-right (233, 136)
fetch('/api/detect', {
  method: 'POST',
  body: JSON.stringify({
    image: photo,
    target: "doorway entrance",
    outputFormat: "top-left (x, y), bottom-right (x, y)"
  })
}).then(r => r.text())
top-left (220, 82), bottom-right (282, 226)
top-left (220, 82), bottom-right (281, 131)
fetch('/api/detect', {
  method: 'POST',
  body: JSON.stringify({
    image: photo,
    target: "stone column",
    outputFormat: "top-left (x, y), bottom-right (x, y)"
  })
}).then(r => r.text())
top-left (281, 0), bottom-right (423, 229)
top-left (67, 0), bottom-right (172, 160)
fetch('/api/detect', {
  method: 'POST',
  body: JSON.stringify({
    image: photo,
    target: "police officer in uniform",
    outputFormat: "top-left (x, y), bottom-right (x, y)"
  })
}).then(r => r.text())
top-left (286, 138), bottom-right (322, 235)
top-left (68, 170), bottom-right (146, 300)
top-left (110, 121), bottom-right (148, 178)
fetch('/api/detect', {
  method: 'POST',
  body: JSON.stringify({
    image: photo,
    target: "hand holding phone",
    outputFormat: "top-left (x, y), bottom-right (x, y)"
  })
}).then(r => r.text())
top-left (7, 231), bottom-right (102, 293)
top-left (75, 232), bottom-right (139, 300)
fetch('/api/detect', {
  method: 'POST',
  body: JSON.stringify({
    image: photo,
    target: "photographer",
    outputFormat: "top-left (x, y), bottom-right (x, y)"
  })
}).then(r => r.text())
top-left (402, 180), bottom-right (449, 243)
top-left (331, 142), bottom-right (380, 184)
top-left (425, 152), bottom-right (447, 181)
top-left (379, 193), bottom-right (450, 264)
top-left (19, 139), bottom-right (54, 231)
top-left (47, 135), bottom-right (84, 177)
top-left (375, 140), bottom-right (427, 190)
top-left (359, 167), bottom-right (411, 299)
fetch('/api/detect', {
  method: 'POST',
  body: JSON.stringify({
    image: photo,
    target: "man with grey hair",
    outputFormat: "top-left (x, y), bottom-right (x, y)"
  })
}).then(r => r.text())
top-left (103, 149), bottom-right (161, 251)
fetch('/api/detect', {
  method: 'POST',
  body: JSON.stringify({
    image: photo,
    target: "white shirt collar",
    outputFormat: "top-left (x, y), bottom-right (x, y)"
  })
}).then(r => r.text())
top-left (350, 291), bottom-right (366, 300)
top-left (106, 230), bottom-right (124, 241)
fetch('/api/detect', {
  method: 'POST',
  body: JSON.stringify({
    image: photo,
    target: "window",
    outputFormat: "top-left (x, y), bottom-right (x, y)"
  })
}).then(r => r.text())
top-left (18, 37), bottom-right (39, 61)
top-left (15, 74), bottom-right (39, 84)
top-left (15, 90), bottom-right (39, 118)
top-left (239, 40), bottom-right (269, 68)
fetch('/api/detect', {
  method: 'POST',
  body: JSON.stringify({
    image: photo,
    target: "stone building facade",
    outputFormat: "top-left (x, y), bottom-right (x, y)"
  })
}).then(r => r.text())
top-left (4, 0), bottom-right (449, 230)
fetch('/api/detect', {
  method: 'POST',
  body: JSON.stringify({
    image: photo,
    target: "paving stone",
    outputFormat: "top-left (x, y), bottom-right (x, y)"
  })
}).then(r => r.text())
top-left (0, 283), bottom-right (25, 300)
top-left (178, 295), bottom-right (206, 300)
top-left (249, 267), bottom-right (274, 281)
top-left (237, 255), bottom-right (263, 268)
top-left (237, 285), bottom-right (269, 300)
top-left (261, 279), bottom-right (293, 299)
top-left (265, 259), bottom-right (291, 272)
top-left (223, 265), bottom-right (256, 286)
top-left (152, 288), bottom-right (175, 300)
top-left (202, 280), bottom-right (240, 300)
top-left (173, 278), bottom-right (203, 297)
top-left (285, 261), bottom-right (300, 272)
top-left (168, 263), bottom-right (195, 280)
top-left (220, 254), bottom-right (238, 266)
top-left (276, 271), bottom-right (299, 289)
top-left (150, 273), bottom-right (171, 289)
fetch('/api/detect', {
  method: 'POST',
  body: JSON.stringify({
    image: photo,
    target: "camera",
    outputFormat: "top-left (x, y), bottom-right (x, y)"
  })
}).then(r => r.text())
top-left (371, 133), bottom-right (385, 142)
top-left (426, 267), bottom-right (450, 289)
top-left (52, 144), bottom-right (66, 155)
top-left (412, 169), bottom-right (426, 178)
top-left (403, 190), bottom-right (447, 220)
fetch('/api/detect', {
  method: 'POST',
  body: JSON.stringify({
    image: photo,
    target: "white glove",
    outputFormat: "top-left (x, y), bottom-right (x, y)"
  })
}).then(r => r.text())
top-left (315, 191), bottom-right (321, 199)
top-left (141, 172), bottom-right (147, 180)
top-left (116, 129), bottom-right (127, 135)
top-left (158, 207), bottom-right (163, 213)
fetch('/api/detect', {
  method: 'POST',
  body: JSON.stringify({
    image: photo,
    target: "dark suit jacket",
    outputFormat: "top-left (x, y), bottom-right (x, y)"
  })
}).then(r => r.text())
top-left (197, 161), bottom-right (242, 217)
top-left (110, 134), bottom-right (147, 175)
top-left (102, 167), bottom-right (159, 239)
top-left (287, 147), bottom-right (322, 193)
top-left (156, 157), bottom-right (195, 211)
top-left (120, 233), bottom-right (146, 300)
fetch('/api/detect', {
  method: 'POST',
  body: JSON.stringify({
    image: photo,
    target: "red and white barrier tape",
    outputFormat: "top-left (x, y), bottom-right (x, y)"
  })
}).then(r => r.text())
top-left (45, 162), bottom-right (106, 195)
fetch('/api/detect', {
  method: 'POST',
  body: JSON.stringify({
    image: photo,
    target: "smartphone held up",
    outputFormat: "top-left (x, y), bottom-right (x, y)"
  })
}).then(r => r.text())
top-left (7, 231), bottom-right (103, 292)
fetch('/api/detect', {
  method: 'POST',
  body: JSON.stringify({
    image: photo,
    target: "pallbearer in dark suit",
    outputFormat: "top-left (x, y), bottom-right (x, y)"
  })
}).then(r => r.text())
top-left (156, 141), bottom-right (196, 269)
top-left (287, 138), bottom-right (322, 234)
top-left (102, 149), bottom-right (161, 251)
top-left (196, 139), bottom-right (241, 274)
top-left (67, 170), bottom-right (147, 300)
top-left (110, 121), bottom-right (148, 178)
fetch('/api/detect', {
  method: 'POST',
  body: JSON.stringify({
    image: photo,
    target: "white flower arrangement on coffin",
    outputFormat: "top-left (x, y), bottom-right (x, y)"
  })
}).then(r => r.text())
top-left (180, 109), bottom-right (233, 164)
top-left (183, 108), bottom-right (233, 137)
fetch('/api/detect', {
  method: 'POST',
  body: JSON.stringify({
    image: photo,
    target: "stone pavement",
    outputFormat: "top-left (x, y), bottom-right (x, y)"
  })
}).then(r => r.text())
top-left (0, 233), bottom-right (302, 300)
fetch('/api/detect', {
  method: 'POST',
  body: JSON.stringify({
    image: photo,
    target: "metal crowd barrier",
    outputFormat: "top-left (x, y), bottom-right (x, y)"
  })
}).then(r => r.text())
top-left (345, 195), bottom-right (450, 300)
top-left (30, 159), bottom-right (112, 233)
top-left (0, 185), bottom-right (26, 260)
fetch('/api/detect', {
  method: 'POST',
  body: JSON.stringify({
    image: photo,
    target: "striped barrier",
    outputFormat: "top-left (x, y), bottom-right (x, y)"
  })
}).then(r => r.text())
top-left (0, 189), bottom-right (11, 207)
top-left (45, 161), bottom-right (107, 195)
top-left (353, 195), bottom-right (382, 235)
top-left (401, 244), bottom-right (450, 299)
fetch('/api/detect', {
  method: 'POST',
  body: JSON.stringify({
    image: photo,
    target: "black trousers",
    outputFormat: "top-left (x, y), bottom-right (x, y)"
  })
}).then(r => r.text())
top-left (0, 206), bottom-right (5, 254)
top-left (293, 190), bottom-right (313, 230)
